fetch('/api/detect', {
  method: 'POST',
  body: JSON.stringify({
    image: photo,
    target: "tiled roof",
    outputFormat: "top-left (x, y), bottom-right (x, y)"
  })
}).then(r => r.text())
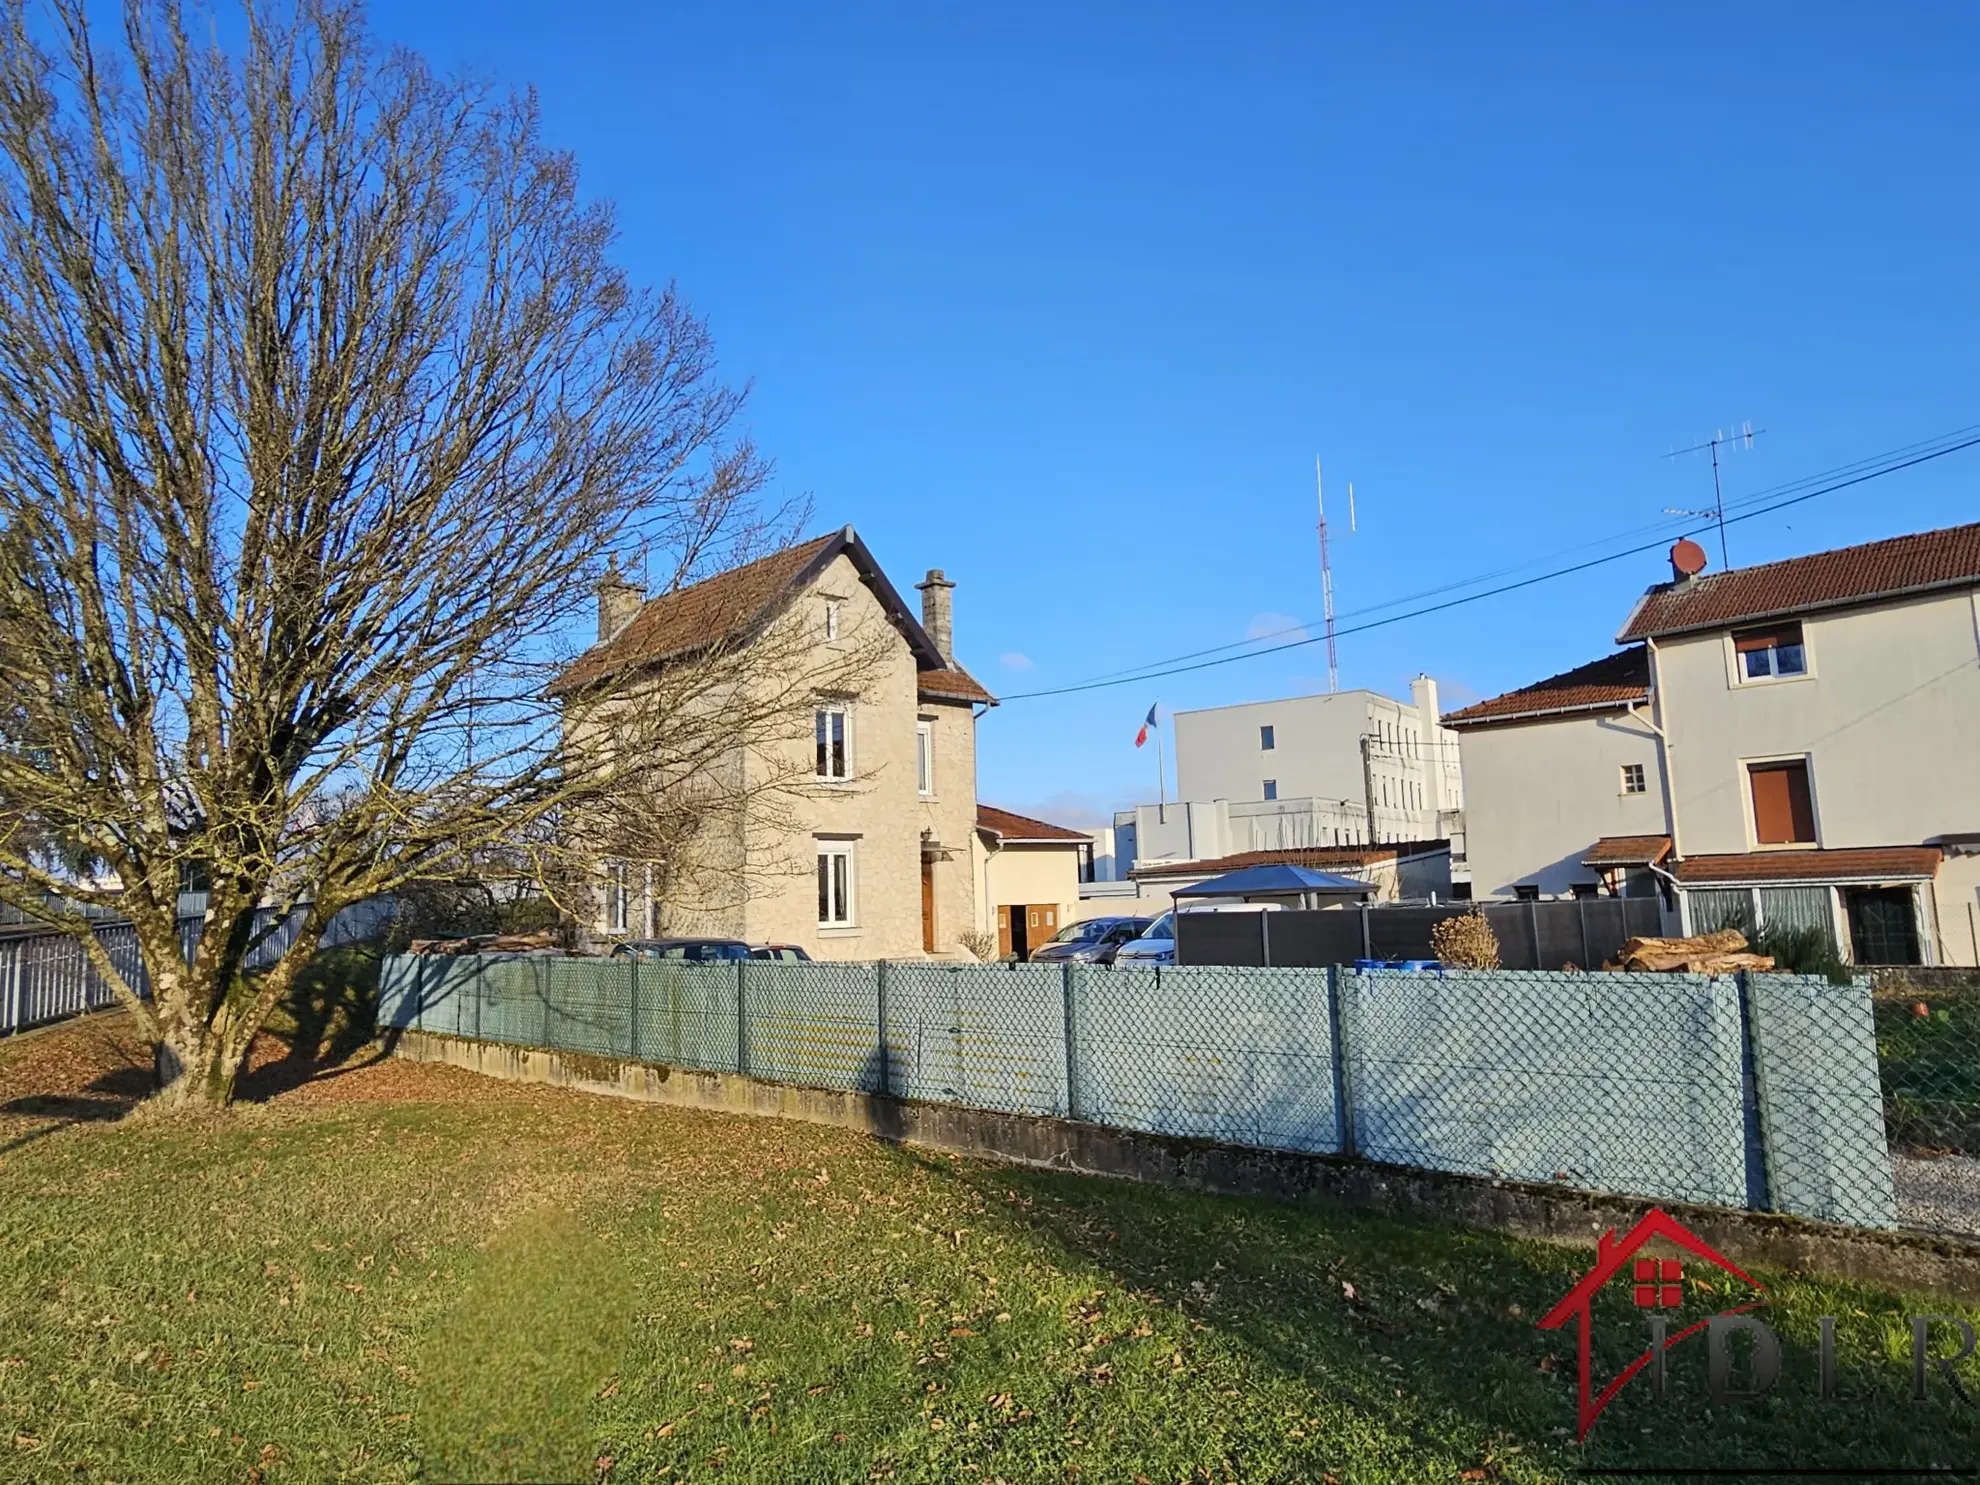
top-left (1674, 846), bottom-right (1942, 886)
top-left (977, 805), bottom-right (1089, 843)
top-left (549, 528), bottom-right (995, 704)
top-left (920, 666), bottom-right (996, 704)
top-left (552, 535), bottom-right (840, 694)
top-left (1132, 841), bottom-right (1449, 879)
top-left (1583, 835), bottom-right (1673, 868)
top-left (1441, 649), bottom-right (1650, 727)
top-left (1618, 521), bottom-right (1980, 642)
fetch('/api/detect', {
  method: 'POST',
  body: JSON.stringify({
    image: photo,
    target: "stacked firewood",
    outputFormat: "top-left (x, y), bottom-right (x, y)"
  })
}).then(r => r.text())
top-left (406, 931), bottom-right (563, 956)
top-left (1610, 929), bottom-right (1775, 974)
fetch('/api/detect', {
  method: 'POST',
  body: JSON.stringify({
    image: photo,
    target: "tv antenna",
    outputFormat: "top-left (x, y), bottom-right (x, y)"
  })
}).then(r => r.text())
top-left (1664, 421), bottom-right (1761, 570)
top-left (1315, 457), bottom-right (1356, 692)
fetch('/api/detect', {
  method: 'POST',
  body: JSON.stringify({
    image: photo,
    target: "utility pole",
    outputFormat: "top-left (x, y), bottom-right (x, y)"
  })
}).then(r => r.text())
top-left (1316, 457), bottom-right (1339, 693)
top-left (1360, 734), bottom-right (1379, 846)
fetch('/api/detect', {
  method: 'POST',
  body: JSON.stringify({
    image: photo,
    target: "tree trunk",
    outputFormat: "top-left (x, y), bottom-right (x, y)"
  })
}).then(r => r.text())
top-left (150, 1025), bottom-right (242, 1109)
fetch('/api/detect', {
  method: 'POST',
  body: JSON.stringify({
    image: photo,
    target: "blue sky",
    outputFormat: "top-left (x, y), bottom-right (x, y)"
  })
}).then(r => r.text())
top-left (373, 1), bottom-right (1980, 826)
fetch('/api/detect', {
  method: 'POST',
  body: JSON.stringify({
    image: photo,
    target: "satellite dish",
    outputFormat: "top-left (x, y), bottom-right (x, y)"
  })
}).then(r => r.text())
top-left (1670, 538), bottom-right (1709, 579)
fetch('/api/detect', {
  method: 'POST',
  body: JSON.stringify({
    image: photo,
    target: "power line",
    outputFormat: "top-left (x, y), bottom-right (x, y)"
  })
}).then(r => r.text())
top-left (1043, 421), bottom-right (1980, 692)
top-left (999, 428), bottom-right (1980, 703)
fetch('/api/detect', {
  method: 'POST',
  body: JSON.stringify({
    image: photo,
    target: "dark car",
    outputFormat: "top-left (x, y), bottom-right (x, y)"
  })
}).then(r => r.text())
top-left (610, 937), bottom-right (751, 963)
top-left (750, 943), bottom-right (813, 962)
top-left (1027, 916), bottom-right (1154, 965)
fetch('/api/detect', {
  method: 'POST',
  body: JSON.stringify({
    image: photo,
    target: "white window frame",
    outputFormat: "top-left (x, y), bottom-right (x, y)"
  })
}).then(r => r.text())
top-left (1262, 778), bottom-right (1277, 801)
top-left (1260, 724), bottom-right (1275, 751)
top-left (1725, 621), bottom-right (1815, 689)
top-left (817, 839), bottom-right (856, 928)
top-left (1620, 762), bottom-right (1647, 796)
top-left (815, 703), bottom-right (851, 782)
top-left (604, 860), bottom-right (628, 935)
top-left (916, 717), bottom-right (935, 797)
top-left (824, 599), bottom-right (842, 641)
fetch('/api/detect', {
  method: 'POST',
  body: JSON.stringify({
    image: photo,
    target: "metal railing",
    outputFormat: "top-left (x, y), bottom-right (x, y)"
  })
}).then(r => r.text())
top-left (0, 899), bottom-right (392, 1036)
top-left (378, 955), bottom-right (1914, 1235)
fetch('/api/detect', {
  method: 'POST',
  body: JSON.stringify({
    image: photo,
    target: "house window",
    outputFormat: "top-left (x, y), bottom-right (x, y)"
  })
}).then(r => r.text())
top-left (1262, 779), bottom-right (1278, 801)
top-left (815, 705), bottom-right (849, 780)
top-left (816, 841), bottom-right (855, 926)
top-left (1734, 623), bottom-right (1807, 682)
top-left (824, 600), bottom-right (841, 641)
top-left (1260, 724), bottom-right (1275, 751)
top-left (1621, 763), bottom-right (1647, 795)
top-left (1749, 759), bottom-right (1816, 845)
top-left (916, 718), bottom-right (935, 796)
top-left (605, 861), bottom-right (628, 934)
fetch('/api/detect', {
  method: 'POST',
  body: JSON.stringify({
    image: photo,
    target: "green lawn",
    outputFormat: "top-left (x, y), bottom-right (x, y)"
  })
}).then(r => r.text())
top-left (0, 1016), bottom-right (1977, 1484)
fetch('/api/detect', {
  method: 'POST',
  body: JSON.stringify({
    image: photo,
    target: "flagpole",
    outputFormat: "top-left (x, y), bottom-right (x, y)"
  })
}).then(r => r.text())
top-left (1156, 717), bottom-right (1166, 818)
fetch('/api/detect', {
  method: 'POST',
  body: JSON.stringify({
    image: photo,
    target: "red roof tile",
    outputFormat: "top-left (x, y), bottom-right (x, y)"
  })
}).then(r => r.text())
top-left (1132, 841), bottom-right (1449, 879)
top-left (1674, 846), bottom-right (1941, 885)
top-left (920, 666), bottom-right (996, 704)
top-left (1619, 521), bottom-right (1980, 642)
top-left (977, 805), bottom-right (1089, 842)
top-left (1441, 649), bottom-right (1650, 727)
top-left (1583, 835), bottom-right (1673, 868)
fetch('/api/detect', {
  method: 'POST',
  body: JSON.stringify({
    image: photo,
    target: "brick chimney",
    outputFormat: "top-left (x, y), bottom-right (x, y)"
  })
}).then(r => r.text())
top-left (915, 568), bottom-right (956, 663)
top-left (596, 565), bottom-right (643, 643)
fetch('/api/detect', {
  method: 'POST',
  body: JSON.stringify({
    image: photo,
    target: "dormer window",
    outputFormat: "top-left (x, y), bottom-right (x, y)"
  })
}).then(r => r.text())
top-left (1734, 623), bottom-right (1806, 682)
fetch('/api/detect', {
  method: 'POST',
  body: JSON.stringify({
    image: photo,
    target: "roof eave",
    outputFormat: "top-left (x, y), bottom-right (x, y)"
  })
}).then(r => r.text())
top-left (1444, 695), bottom-right (1649, 730)
top-left (1619, 575), bottom-right (1980, 644)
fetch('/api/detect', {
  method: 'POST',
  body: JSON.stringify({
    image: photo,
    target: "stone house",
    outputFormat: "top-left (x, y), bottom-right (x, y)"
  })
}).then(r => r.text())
top-left (551, 526), bottom-right (993, 959)
top-left (1447, 521), bottom-right (1980, 966)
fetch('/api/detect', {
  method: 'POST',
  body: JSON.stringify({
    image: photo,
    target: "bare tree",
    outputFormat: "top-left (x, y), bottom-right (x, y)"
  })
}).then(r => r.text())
top-left (0, 0), bottom-right (791, 1107)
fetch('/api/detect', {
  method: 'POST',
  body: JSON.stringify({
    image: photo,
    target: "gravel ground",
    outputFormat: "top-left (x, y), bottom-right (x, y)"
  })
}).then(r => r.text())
top-left (1893, 1150), bottom-right (1980, 1236)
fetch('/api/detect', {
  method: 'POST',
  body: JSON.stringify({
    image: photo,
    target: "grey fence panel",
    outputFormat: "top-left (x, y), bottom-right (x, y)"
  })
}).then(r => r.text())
top-left (1075, 964), bottom-right (1339, 1152)
top-left (639, 962), bottom-right (743, 1073)
top-left (1365, 908), bottom-right (1454, 961)
top-left (1266, 910), bottom-right (1365, 967)
top-left (743, 960), bottom-right (882, 1092)
top-left (471, 956), bottom-right (541, 1045)
top-left (885, 963), bottom-right (1067, 1116)
top-left (1176, 914), bottom-right (1267, 967)
top-left (543, 957), bottom-right (631, 1057)
top-left (413, 956), bottom-right (482, 1038)
top-left (376, 956), bottom-right (421, 1029)
top-left (1747, 973), bottom-right (1897, 1227)
top-left (1343, 969), bottom-right (1750, 1207)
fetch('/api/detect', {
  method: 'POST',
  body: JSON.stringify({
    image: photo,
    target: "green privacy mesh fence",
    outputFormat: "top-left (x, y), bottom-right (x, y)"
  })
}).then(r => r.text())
top-left (377, 956), bottom-right (1911, 1233)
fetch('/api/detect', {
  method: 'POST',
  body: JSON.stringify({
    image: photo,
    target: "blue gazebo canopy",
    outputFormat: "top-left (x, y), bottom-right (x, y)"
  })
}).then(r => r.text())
top-left (1173, 863), bottom-right (1377, 899)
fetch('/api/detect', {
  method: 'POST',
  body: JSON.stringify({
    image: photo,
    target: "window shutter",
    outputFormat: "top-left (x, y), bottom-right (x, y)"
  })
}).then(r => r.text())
top-left (1751, 761), bottom-right (1814, 844)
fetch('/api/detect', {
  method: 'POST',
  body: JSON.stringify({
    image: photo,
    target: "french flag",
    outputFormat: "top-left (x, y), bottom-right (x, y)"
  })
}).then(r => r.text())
top-left (1134, 702), bottom-right (1157, 748)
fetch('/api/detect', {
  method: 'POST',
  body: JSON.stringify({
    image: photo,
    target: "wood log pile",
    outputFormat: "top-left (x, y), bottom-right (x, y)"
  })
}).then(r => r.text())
top-left (406, 931), bottom-right (564, 956)
top-left (1610, 929), bottom-right (1775, 974)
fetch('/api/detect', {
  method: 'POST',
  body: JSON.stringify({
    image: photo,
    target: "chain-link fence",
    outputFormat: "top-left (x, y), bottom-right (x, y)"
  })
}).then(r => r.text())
top-left (378, 954), bottom-right (1931, 1235)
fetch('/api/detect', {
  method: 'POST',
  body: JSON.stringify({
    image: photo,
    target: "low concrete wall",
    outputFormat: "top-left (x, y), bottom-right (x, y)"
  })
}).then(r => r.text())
top-left (390, 1029), bottom-right (1980, 1301)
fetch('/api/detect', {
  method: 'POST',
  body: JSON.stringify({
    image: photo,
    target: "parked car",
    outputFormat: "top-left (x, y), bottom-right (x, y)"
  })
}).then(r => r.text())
top-left (610, 937), bottom-right (751, 962)
top-left (750, 943), bottom-right (813, 961)
top-left (1028, 915), bottom-right (1153, 965)
top-left (1113, 911), bottom-right (1176, 966)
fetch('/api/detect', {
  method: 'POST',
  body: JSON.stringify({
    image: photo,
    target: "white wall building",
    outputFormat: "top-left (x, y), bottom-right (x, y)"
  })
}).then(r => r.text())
top-left (1449, 523), bottom-right (1980, 966)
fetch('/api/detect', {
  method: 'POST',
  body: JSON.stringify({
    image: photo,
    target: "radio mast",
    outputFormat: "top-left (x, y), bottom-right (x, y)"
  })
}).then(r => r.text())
top-left (1315, 457), bottom-right (1341, 692)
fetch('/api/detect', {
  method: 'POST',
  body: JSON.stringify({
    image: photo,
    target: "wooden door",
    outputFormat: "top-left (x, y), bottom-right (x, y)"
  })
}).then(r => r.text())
top-left (996, 904), bottom-right (1012, 959)
top-left (921, 861), bottom-right (936, 952)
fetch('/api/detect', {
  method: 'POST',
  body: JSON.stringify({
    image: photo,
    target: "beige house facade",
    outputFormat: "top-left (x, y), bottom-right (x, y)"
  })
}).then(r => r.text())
top-left (971, 805), bottom-right (1094, 959)
top-left (1449, 522), bottom-right (1980, 966)
top-left (554, 528), bottom-right (993, 960)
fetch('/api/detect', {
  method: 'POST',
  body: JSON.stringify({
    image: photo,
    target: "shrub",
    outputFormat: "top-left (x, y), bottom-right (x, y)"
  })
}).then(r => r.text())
top-left (955, 927), bottom-right (999, 962)
top-left (1431, 911), bottom-right (1500, 970)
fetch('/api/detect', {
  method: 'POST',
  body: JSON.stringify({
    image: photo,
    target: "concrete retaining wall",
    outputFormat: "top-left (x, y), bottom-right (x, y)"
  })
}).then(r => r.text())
top-left (390, 1028), bottom-right (1980, 1301)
